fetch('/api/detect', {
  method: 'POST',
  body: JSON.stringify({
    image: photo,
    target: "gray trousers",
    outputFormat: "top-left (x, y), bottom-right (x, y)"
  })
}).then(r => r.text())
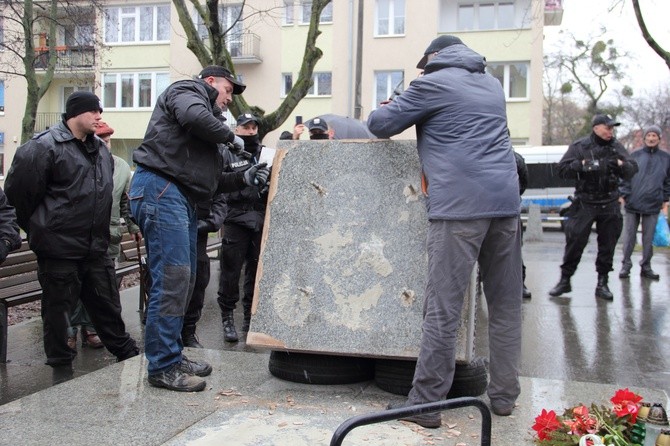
top-left (621, 211), bottom-right (659, 272)
top-left (408, 218), bottom-right (522, 409)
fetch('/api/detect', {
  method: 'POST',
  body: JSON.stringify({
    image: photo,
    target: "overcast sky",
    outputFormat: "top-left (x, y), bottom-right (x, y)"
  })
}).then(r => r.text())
top-left (543, 0), bottom-right (670, 97)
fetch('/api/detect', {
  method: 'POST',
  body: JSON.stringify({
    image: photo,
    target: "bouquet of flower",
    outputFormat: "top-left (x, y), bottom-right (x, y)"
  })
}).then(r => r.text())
top-left (531, 388), bottom-right (644, 445)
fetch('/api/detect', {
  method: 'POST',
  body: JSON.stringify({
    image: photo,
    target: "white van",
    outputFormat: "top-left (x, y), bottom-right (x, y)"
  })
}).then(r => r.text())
top-left (514, 145), bottom-right (572, 214)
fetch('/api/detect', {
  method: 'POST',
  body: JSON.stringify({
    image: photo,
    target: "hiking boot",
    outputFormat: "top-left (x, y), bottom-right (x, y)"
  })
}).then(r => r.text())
top-left (242, 315), bottom-right (251, 332)
top-left (81, 327), bottom-right (104, 349)
top-left (549, 275), bottom-right (571, 297)
top-left (641, 269), bottom-right (660, 280)
top-left (522, 284), bottom-right (532, 299)
top-left (148, 363), bottom-right (206, 392)
top-left (595, 275), bottom-right (613, 301)
top-left (222, 313), bottom-right (238, 343)
top-left (619, 269), bottom-right (630, 279)
top-left (178, 355), bottom-right (212, 377)
top-left (491, 404), bottom-right (514, 416)
top-left (182, 325), bottom-right (203, 348)
top-left (387, 402), bottom-right (442, 429)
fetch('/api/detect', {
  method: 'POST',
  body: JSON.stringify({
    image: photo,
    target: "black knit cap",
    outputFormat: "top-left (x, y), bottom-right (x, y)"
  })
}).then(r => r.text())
top-left (65, 91), bottom-right (103, 119)
top-left (198, 65), bottom-right (246, 95)
top-left (416, 35), bottom-right (464, 69)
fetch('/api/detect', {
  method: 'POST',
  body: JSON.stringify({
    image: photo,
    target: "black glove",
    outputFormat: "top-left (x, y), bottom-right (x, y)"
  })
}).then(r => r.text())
top-left (0, 240), bottom-right (9, 264)
top-left (228, 135), bottom-right (253, 160)
top-left (607, 157), bottom-right (620, 171)
top-left (243, 162), bottom-right (269, 187)
top-left (197, 220), bottom-right (214, 235)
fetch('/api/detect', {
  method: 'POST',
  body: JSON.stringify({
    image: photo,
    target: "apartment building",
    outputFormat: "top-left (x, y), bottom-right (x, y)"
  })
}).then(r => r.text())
top-left (0, 0), bottom-right (562, 177)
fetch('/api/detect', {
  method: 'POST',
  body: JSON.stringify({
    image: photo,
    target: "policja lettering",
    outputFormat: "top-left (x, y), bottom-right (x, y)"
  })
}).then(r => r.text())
top-left (230, 160), bottom-right (251, 169)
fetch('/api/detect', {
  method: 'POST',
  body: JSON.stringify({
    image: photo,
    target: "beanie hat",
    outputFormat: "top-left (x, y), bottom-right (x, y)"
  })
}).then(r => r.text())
top-left (644, 125), bottom-right (662, 139)
top-left (416, 35), bottom-right (464, 69)
top-left (95, 121), bottom-right (114, 138)
top-left (65, 91), bottom-right (103, 119)
top-left (198, 65), bottom-right (246, 95)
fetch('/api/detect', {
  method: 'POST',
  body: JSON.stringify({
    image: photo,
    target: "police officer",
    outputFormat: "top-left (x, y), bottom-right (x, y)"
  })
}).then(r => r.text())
top-left (549, 114), bottom-right (638, 300)
top-left (217, 113), bottom-right (270, 342)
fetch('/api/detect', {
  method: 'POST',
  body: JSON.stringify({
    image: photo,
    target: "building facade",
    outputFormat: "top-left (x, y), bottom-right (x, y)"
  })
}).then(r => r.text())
top-left (0, 0), bottom-right (562, 178)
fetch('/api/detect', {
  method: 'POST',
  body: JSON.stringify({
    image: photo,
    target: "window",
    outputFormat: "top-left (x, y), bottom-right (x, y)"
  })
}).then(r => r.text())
top-left (103, 72), bottom-right (170, 109)
top-left (307, 72), bottom-right (332, 96)
top-left (299, 1), bottom-right (333, 24)
top-left (375, 0), bottom-right (405, 36)
top-left (487, 62), bottom-right (529, 100)
top-left (195, 4), bottom-right (244, 55)
top-left (0, 80), bottom-right (4, 113)
top-left (281, 73), bottom-right (293, 97)
top-left (373, 71), bottom-right (403, 108)
top-left (62, 86), bottom-right (93, 111)
top-left (283, 0), bottom-right (294, 25)
top-left (457, 2), bottom-right (514, 31)
top-left (104, 4), bottom-right (170, 44)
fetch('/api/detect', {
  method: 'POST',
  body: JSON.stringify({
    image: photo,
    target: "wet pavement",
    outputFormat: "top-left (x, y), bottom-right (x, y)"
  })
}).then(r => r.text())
top-left (1, 230), bottom-right (669, 445)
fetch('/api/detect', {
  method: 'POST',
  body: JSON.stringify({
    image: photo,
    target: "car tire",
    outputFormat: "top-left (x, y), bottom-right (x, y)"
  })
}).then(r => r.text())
top-left (268, 351), bottom-right (375, 385)
top-left (374, 356), bottom-right (488, 397)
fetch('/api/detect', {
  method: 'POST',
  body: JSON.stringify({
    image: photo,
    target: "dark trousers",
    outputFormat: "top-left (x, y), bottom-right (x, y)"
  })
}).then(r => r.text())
top-left (216, 223), bottom-right (262, 317)
top-left (37, 256), bottom-right (138, 366)
top-left (184, 234), bottom-right (210, 327)
top-left (560, 200), bottom-right (623, 277)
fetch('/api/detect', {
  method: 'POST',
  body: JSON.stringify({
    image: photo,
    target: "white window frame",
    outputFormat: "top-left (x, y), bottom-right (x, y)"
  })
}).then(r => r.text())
top-left (487, 62), bottom-right (530, 101)
top-left (283, 0), bottom-right (294, 25)
top-left (61, 86), bottom-right (93, 111)
top-left (102, 72), bottom-right (170, 110)
top-left (104, 4), bottom-right (171, 44)
top-left (299, 1), bottom-right (333, 25)
top-left (457, 1), bottom-right (515, 31)
top-left (372, 70), bottom-right (404, 110)
top-left (306, 72), bottom-right (332, 97)
top-left (374, 0), bottom-right (405, 37)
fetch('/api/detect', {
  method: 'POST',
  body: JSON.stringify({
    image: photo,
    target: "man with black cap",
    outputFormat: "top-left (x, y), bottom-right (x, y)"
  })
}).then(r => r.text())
top-left (5, 91), bottom-right (140, 368)
top-left (619, 124), bottom-right (670, 280)
top-left (367, 35), bottom-right (523, 426)
top-left (217, 112), bottom-right (271, 342)
top-left (549, 114), bottom-right (638, 300)
top-left (306, 117), bottom-right (333, 139)
top-left (130, 66), bottom-right (269, 392)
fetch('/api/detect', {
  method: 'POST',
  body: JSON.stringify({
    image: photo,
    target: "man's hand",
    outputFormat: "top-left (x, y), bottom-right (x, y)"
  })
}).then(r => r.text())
top-left (244, 162), bottom-right (269, 187)
top-left (229, 136), bottom-right (253, 159)
top-left (197, 220), bottom-right (214, 235)
top-left (132, 231), bottom-right (142, 243)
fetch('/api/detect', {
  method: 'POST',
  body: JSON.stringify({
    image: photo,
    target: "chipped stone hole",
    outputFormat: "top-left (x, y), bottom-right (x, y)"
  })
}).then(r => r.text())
top-left (401, 289), bottom-right (416, 306)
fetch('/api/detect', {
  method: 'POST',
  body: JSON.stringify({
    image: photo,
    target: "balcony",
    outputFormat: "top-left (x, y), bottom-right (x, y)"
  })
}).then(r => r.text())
top-left (33, 46), bottom-right (95, 72)
top-left (229, 32), bottom-right (262, 64)
top-left (544, 0), bottom-right (564, 26)
top-left (35, 112), bottom-right (63, 132)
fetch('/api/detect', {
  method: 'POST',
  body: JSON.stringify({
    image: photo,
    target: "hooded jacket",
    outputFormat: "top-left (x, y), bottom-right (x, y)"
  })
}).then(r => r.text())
top-left (619, 145), bottom-right (670, 214)
top-left (366, 44), bottom-right (520, 220)
top-left (5, 121), bottom-right (113, 259)
top-left (132, 79), bottom-right (238, 204)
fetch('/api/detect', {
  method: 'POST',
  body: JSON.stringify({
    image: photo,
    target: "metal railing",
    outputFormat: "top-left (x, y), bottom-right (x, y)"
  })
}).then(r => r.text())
top-left (330, 397), bottom-right (492, 446)
top-left (228, 32), bottom-right (261, 63)
top-left (35, 113), bottom-right (62, 132)
top-left (34, 46), bottom-right (95, 71)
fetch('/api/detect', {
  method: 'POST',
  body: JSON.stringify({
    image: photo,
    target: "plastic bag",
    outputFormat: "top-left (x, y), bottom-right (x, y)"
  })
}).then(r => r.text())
top-left (652, 213), bottom-right (670, 247)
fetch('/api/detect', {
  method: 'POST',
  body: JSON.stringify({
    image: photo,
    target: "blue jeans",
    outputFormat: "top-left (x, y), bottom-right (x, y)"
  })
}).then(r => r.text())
top-left (129, 167), bottom-right (197, 374)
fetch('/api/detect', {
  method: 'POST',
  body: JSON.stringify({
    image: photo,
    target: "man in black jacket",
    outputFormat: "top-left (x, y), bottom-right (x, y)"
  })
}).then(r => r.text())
top-left (130, 66), bottom-right (268, 392)
top-left (217, 113), bottom-right (269, 342)
top-left (5, 91), bottom-right (139, 367)
top-left (549, 114), bottom-right (638, 300)
top-left (618, 125), bottom-right (670, 280)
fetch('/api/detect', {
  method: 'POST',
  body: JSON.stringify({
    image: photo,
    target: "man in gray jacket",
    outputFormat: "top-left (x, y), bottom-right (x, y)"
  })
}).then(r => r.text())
top-left (619, 125), bottom-right (670, 280)
top-left (367, 35), bottom-right (522, 427)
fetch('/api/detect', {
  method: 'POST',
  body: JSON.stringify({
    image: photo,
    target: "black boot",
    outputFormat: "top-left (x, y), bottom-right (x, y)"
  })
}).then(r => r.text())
top-left (595, 274), bottom-right (613, 301)
top-left (549, 274), bottom-right (571, 297)
top-left (242, 307), bottom-right (251, 332)
top-left (222, 312), bottom-right (239, 343)
top-left (181, 324), bottom-right (203, 348)
top-left (522, 284), bottom-right (532, 299)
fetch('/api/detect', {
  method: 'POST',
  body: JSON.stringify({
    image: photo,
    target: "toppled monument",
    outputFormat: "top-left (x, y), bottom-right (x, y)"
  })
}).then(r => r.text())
top-left (247, 140), bottom-right (476, 362)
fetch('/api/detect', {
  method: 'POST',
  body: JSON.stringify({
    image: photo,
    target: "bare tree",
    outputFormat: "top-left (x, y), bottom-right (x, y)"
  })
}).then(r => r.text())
top-left (618, 85), bottom-right (670, 151)
top-left (630, 0), bottom-right (670, 72)
top-left (0, 1), bottom-right (101, 143)
top-left (545, 30), bottom-right (632, 137)
top-left (173, 0), bottom-right (332, 140)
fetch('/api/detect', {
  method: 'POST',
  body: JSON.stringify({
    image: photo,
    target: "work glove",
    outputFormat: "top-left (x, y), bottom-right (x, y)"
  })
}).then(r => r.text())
top-left (228, 135), bottom-right (253, 160)
top-left (243, 163), bottom-right (269, 187)
top-left (607, 157), bottom-right (621, 172)
top-left (197, 220), bottom-right (215, 235)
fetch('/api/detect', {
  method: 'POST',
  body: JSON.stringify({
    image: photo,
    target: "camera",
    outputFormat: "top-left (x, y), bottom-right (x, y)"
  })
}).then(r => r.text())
top-left (583, 159), bottom-right (600, 172)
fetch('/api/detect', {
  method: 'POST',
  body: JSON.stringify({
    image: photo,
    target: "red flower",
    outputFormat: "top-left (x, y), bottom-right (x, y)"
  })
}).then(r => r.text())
top-left (532, 409), bottom-right (562, 440)
top-left (563, 405), bottom-right (597, 436)
top-left (610, 388), bottom-right (643, 423)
